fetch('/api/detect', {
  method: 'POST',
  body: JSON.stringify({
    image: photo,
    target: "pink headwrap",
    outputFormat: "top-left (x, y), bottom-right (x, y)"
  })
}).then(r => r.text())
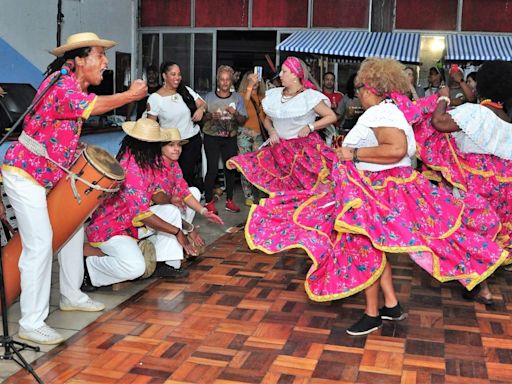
top-left (282, 57), bottom-right (317, 90)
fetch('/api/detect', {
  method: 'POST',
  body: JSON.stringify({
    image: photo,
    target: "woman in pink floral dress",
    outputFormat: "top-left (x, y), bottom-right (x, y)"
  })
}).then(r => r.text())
top-left (402, 60), bottom-right (512, 304)
top-left (243, 58), bottom-right (508, 336)
top-left (227, 57), bottom-right (337, 194)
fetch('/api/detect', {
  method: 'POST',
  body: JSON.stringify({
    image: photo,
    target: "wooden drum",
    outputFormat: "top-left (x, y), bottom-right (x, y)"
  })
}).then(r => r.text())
top-left (1, 144), bottom-right (125, 308)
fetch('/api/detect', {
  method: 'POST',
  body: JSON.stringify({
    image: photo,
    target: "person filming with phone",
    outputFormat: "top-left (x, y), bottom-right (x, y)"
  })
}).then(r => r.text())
top-left (236, 69), bottom-right (266, 207)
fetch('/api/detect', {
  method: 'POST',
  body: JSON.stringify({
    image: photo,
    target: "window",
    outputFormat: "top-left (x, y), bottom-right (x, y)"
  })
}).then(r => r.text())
top-left (163, 33), bottom-right (191, 85)
top-left (194, 34), bottom-right (213, 94)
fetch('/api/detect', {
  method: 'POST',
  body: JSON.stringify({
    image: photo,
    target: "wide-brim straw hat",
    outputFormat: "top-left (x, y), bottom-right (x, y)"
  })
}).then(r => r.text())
top-left (162, 127), bottom-right (189, 145)
top-left (52, 32), bottom-right (117, 56)
top-left (122, 118), bottom-right (179, 142)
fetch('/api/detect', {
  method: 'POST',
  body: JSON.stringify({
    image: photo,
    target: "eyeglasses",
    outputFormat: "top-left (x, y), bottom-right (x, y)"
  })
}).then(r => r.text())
top-left (354, 84), bottom-right (364, 94)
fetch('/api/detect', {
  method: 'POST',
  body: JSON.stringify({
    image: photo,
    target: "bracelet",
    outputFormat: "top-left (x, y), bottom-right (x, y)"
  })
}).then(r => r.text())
top-left (437, 96), bottom-right (451, 106)
top-left (173, 228), bottom-right (181, 236)
top-left (183, 223), bottom-right (194, 234)
top-left (308, 123), bottom-right (315, 132)
top-left (352, 148), bottom-right (360, 163)
top-left (200, 207), bottom-right (208, 216)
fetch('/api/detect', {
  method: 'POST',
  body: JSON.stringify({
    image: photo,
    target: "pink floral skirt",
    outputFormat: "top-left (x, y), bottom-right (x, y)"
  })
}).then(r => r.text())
top-left (226, 133), bottom-right (335, 194)
top-left (245, 163), bottom-right (508, 302)
top-left (391, 93), bottom-right (512, 252)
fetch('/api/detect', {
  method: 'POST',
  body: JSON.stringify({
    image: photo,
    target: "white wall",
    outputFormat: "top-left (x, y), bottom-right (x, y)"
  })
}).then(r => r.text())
top-left (0, 0), bottom-right (136, 74)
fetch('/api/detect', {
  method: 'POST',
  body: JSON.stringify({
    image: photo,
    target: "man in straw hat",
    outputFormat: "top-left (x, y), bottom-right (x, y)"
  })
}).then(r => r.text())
top-left (84, 119), bottom-right (223, 288)
top-left (1, 32), bottom-right (147, 345)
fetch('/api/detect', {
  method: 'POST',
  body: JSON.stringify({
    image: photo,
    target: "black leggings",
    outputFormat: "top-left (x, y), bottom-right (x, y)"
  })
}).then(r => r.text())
top-left (203, 134), bottom-right (238, 202)
top-left (178, 132), bottom-right (203, 189)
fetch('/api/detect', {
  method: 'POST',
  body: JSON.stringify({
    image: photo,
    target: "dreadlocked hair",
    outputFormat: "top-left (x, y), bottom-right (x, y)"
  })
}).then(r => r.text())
top-left (44, 47), bottom-right (92, 79)
top-left (160, 61), bottom-right (197, 115)
top-left (117, 135), bottom-right (164, 173)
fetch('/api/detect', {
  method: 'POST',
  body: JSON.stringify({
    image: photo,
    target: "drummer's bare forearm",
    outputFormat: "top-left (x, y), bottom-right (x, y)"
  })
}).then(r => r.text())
top-left (141, 214), bottom-right (180, 235)
top-left (91, 92), bottom-right (139, 116)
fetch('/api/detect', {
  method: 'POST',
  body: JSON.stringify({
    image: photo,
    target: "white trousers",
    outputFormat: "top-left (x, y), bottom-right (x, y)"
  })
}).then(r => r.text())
top-left (2, 169), bottom-right (90, 330)
top-left (86, 187), bottom-right (200, 287)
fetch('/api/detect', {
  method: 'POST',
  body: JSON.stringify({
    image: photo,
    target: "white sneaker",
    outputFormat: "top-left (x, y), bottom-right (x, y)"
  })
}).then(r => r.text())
top-left (59, 297), bottom-right (105, 312)
top-left (18, 325), bottom-right (64, 345)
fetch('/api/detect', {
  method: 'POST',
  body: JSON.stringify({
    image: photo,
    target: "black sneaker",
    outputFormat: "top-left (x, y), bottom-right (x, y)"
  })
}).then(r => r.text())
top-left (152, 263), bottom-right (190, 278)
top-left (379, 302), bottom-right (407, 321)
top-left (81, 259), bottom-right (97, 292)
top-left (346, 314), bottom-right (382, 336)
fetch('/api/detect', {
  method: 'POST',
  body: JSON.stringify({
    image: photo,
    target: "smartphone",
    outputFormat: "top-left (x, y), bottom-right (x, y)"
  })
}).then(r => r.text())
top-left (254, 66), bottom-right (263, 81)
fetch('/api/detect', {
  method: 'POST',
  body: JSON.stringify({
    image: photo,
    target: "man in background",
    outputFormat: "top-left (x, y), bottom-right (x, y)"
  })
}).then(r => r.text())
top-left (322, 72), bottom-right (343, 128)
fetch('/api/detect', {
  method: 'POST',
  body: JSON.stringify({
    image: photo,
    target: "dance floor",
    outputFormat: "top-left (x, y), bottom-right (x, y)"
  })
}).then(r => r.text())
top-left (6, 228), bottom-right (512, 383)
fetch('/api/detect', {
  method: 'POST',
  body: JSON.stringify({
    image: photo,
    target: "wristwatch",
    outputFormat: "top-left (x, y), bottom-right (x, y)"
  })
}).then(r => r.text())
top-left (308, 123), bottom-right (315, 132)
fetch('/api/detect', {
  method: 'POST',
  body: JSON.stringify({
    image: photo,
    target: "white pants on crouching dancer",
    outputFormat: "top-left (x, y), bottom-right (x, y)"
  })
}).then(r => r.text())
top-left (86, 187), bottom-right (200, 287)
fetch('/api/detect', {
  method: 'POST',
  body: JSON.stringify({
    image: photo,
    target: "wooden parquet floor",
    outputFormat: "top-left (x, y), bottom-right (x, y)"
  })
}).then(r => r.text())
top-left (6, 228), bottom-right (512, 384)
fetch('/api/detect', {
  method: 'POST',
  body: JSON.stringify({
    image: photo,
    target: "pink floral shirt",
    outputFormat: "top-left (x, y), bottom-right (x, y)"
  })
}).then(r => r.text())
top-left (86, 151), bottom-right (160, 243)
top-left (3, 71), bottom-right (96, 189)
top-left (155, 160), bottom-right (193, 202)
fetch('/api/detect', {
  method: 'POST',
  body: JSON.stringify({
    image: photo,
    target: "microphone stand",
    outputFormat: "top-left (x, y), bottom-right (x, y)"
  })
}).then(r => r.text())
top-left (0, 232), bottom-right (44, 383)
top-left (0, 69), bottom-right (68, 147)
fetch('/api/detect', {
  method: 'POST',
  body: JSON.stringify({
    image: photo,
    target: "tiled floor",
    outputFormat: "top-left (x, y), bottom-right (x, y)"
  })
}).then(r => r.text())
top-left (3, 228), bottom-right (512, 383)
top-left (0, 187), bottom-right (250, 383)
top-left (2, 183), bottom-right (512, 383)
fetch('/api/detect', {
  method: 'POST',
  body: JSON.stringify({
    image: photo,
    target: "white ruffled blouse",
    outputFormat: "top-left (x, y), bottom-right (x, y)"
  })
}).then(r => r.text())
top-left (262, 88), bottom-right (330, 140)
top-left (449, 103), bottom-right (512, 160)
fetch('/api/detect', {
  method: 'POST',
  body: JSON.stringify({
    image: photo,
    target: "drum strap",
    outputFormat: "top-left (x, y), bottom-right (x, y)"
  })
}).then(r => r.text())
top-left (18, 131), bottom-right (120, 203)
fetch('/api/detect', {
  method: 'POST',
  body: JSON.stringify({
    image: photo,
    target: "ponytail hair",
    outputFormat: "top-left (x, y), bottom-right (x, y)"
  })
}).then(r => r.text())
top-left (160, 61), bottom-right (197, 115)
top-left (44, 47), bottom-right (92, 79)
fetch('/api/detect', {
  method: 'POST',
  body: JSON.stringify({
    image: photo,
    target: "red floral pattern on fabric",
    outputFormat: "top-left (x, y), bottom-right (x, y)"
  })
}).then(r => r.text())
top-left (3, 71), bottom-right (96, 188)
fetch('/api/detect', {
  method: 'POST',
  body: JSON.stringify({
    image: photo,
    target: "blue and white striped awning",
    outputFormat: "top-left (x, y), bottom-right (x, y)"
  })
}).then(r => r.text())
top-left (277, 31), bottom-right (421, 63)
top-left (445, 35), bottom-right (512, 61)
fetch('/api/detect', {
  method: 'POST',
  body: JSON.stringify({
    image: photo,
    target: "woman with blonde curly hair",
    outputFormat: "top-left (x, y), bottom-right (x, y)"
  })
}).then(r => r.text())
top-left (237, 58), bottom-right (507, 337)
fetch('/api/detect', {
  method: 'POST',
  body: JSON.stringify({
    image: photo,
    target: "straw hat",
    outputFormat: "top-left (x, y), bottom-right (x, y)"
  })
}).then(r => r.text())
top-left (163, 127), bottom-right (189, 145)
top-left (52, 32), bottom-right (116, 56)
top-left (122, 118), bottom-right (178, 142)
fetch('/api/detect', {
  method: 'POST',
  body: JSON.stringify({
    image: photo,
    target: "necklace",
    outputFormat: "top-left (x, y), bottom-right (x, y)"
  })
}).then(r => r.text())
top-left (480, 99), bottom-right (503, 109)
top-left (281, 87), bottom-right (304, 103)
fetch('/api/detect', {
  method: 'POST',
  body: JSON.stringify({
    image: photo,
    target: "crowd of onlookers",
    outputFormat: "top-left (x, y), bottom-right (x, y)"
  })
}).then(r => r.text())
top-left (125, 60), bottom-right (486, 213)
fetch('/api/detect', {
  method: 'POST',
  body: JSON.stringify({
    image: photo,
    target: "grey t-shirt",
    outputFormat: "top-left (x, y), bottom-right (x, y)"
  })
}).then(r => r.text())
top-left (203, 91), bottom-right (247, 137)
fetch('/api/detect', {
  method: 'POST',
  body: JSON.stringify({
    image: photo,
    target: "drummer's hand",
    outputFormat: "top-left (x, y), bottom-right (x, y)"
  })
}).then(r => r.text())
top-left (189, 230), bottom-right (205, 247)
top-left (176, 230), bottom-right (198, 256)
top-left (128, 79), bottom-right (148, 102)
top-left (335, 147), bottom-right (353, 162)
top-left (269, 130), bottom-right (280, 145)
top-left (170, 195), bottom-right (185, 209)
top-left (76, 141), bottom-right (87, 152)
top-left (204, 210), bottom-right (224, 224)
